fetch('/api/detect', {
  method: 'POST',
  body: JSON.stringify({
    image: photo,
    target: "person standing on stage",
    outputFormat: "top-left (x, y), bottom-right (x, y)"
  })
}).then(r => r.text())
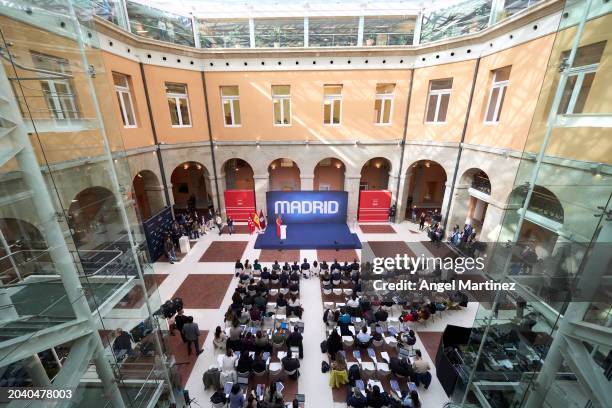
top-left (276, 215), bottom-right (282, 238)
top-left (253, 211), bottom-right (262, 233)
top-left (259, 210), bottom-right (266, 229)
top-left (247, 215), bottom-right (255, 234)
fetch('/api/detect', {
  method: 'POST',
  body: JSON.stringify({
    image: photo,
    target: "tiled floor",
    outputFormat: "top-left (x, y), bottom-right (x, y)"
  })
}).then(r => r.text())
top-left (151, 220), bottom-right (479, 407)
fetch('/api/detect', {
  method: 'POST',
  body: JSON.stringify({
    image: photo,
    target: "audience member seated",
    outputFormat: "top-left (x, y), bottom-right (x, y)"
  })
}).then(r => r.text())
top-left (272, 327), bottom-right (288, 349)
top-left (228, 383), bottom-right (244, 408)
top-left (355, 326), bottom-right (372, 348)
top-left (228, 320), bottom-right (243, 351)
top-left (281, 352), bottom-right (300, 379)
top-left (366, 385), bottom-right (391, 408)
top-left (291, 261), bottom-right (300, 273)
top-left (271, 269), bottom-right (280, 283)
top-left (326, 329), bottom-right (343, 360)
top-left (282, 262), bottom-right (291, 272)
top-left (374, 307), bottom-right (388, 324)
top-left (252, 351), bottom-right (267, 374)
top-left (213, 326), bottom-right (227, 351)
top-left (287, 295), bottom-right (302, 318)
top-left (250, 306), bottom-right (262, 325)
top-left (253, 259), bottom-right (262, 274)
top-left (389, 355), bottom-right (414, 379)
top-left (346, 294), bottom-right (360, 314)
top-left (331, 260), bottom-right (341, 272)
top-left (254, 293), bottom-right (267, 311)
top-left (276, 293), bottom-right (288, 308)
top-left (320, 261), bottom-right (329, 272)
top-left (272, 260), bottom-right (281, 271)
top-left (329, 352), bottom-right (349, 388)
top-left (261, 267), bottom-right (271, 283)
top-left (220, 348), bottom-right (237, 383)
top-left (401, 390), bottom-right (422, 408)
top-left (236, 349), bottom-right (253, 374)
top-left (287, 326), bottom-right (304, 358)
top-left (261, 382), bottom-right (284, 408)
top-left (346, 386), bottom-right (367, 408)
top-left (300, 258), bottom-right (310, 278)
top-left (234, 259), bottom-right (244, 276)
top-left (243, 332), bottom-right (256, 351)
top-left (412, 350), bottom-right (432, 389)
top-left (254, 330), bottom-right (271, 353)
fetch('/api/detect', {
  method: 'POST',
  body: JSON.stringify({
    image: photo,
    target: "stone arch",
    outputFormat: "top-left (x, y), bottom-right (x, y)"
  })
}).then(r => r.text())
top-left (268, 158), bottom-right (301, 191)
top-left (170, 161), bottom-right (212, 215)
top-left (314, 157), bottom-right (346, 190)
top-left (359, 157), bottom-right (392, 191)
top-left (222, 158), bottom-right (255, 190)
top-left (68, 187), bottom-right (121, 249)
top-left (132, 170), bottom-right (164, 220)
top-left (403, 159), bottom-right (447, 220)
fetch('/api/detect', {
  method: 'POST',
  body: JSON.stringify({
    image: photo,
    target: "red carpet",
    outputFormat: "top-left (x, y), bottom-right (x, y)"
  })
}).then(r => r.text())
top-left (259, 249), bottom-right (300, 262)
top-left (221, 225), bottom-right (251, 234)
top-left (420, 241), bottom-right (457, 259)
top-left (417, 331), bottom-right (443, 362)
top-left (199, 241), bottom-right (248, 262)
top-left (359, 224), bottom-right (396, 233)
top-left (368, 241), bottom-right (415, 259)
top-left (166, 331), bottom-right (208, 387)
top-left (317, 249), bottom-right (359, 263)
top-left (172, 274), bottom-right (233, 308)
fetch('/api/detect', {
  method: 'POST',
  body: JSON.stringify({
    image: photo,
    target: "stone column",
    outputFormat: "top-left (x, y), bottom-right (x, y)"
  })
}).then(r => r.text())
top-left (300, 174), bottom-right (314, 191)
top-left (479, 201), bottom-right (506, 242)
top-left (392, 173), bottom-right (409, 223)
top-left (441, 182), bottom-right (460, 227)
top-left (145, 184), bottom-right (166, 215)
top-left (208, 174), bottom-right (225, 217)
top-left (345, 174), bottom-right (362, 226)
top-left (253, 174), bottom-right (269, 215)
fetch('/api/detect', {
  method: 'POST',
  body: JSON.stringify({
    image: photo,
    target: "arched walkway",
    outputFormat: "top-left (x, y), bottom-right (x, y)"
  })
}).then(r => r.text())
top-left (447, 168), bottom-right (492, 233)
top-left (359, 157), bottom-right (391, 191)
top-left (508, 185), bottom-right (564, 256)
top-left (269, 158), bottom-right (300, 191)
top-left (68, 187), bottom-right (121, 249)
top-left (132, 170), bottom-right (164, 220)
top-left (314, 158), bottom-right (345, 190)
top-left (223, 158), bottom-right (254, 190)
top-left (404, 160), bottom-right (447, 221)
top-left (170, 161), bottom-right (212, 215)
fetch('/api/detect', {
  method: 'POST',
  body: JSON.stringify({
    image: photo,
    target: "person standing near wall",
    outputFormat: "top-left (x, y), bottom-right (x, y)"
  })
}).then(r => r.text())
top-left (215, 212), bottom-right (223, 235)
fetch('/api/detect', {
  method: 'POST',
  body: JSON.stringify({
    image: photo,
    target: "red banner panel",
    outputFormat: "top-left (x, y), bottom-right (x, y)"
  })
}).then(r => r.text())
top-left (358, 190), bottom-right (392, 222)
top-left (224, 190), bottom-right (256, 221)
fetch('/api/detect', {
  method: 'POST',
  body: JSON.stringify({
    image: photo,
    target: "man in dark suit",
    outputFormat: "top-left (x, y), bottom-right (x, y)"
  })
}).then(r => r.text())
top-left (281, 352), bottom-right (300, 379)
top-left (389, 356), bottom-right (414, 379)
top-left (286, 326), bottom-right (304, 358)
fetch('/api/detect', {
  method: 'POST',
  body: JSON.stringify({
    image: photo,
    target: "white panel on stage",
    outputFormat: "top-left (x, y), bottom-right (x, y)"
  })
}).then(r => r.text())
top-left (280, 225), bottom-right (287, 240)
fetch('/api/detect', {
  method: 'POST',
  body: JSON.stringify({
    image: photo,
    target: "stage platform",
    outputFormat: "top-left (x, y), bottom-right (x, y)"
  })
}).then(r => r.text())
top-left (254, 223), bottom-right (362, 250)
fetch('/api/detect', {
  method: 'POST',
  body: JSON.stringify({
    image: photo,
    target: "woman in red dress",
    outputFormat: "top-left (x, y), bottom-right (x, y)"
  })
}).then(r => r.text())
top-left (276, 215), bottom-right (282, 238)
top-left (247, 215), bottom-right (255, 234)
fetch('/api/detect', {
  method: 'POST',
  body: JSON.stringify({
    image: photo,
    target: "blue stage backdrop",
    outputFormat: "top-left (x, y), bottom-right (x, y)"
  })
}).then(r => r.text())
top-left (266, 191), bottom-right (347, 224)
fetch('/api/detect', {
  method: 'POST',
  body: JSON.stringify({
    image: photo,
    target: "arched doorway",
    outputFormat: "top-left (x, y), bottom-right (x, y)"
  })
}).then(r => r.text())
top-left (132, 170), bottom-right (164, 220)
top-left (223, 159), bottom-right (255, 221)
top-left (509, 185), bottom-right (564, 257)
top-left (170, 161), bottom-right (212, 216)
top-left (269, 158), bottom-right (300, 191)
top-left (449, 168), bottom-right (492, 233)
top-left (68, 187), bottom-right (121, 249)
top-left (358, 158), bottom-right (392, 221)
top-left (224, 159), bottom-right (254, 190)
top-left (0, 218), bottom-right (47, 283)
top-left (314, 158), bottom-right (345, 190)
top-left (404, 160), bottom-right (447, 221)
top-left (359, 157), bottom-right (391, 191)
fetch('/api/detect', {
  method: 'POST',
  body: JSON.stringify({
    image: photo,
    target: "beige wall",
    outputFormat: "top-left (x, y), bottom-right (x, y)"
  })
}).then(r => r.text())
top-left (101, 52), bottom-right (155, 149)
top-left (464, 34), bottom-right (556, 151)
top-left (142, 65), bottom-right (209, 144)
top-left (408, 60), bottom-right (477, 142)
top-left (204, 70), bottom-right (411, 142)
top-left (526, 13), bottom-right (612, 164)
